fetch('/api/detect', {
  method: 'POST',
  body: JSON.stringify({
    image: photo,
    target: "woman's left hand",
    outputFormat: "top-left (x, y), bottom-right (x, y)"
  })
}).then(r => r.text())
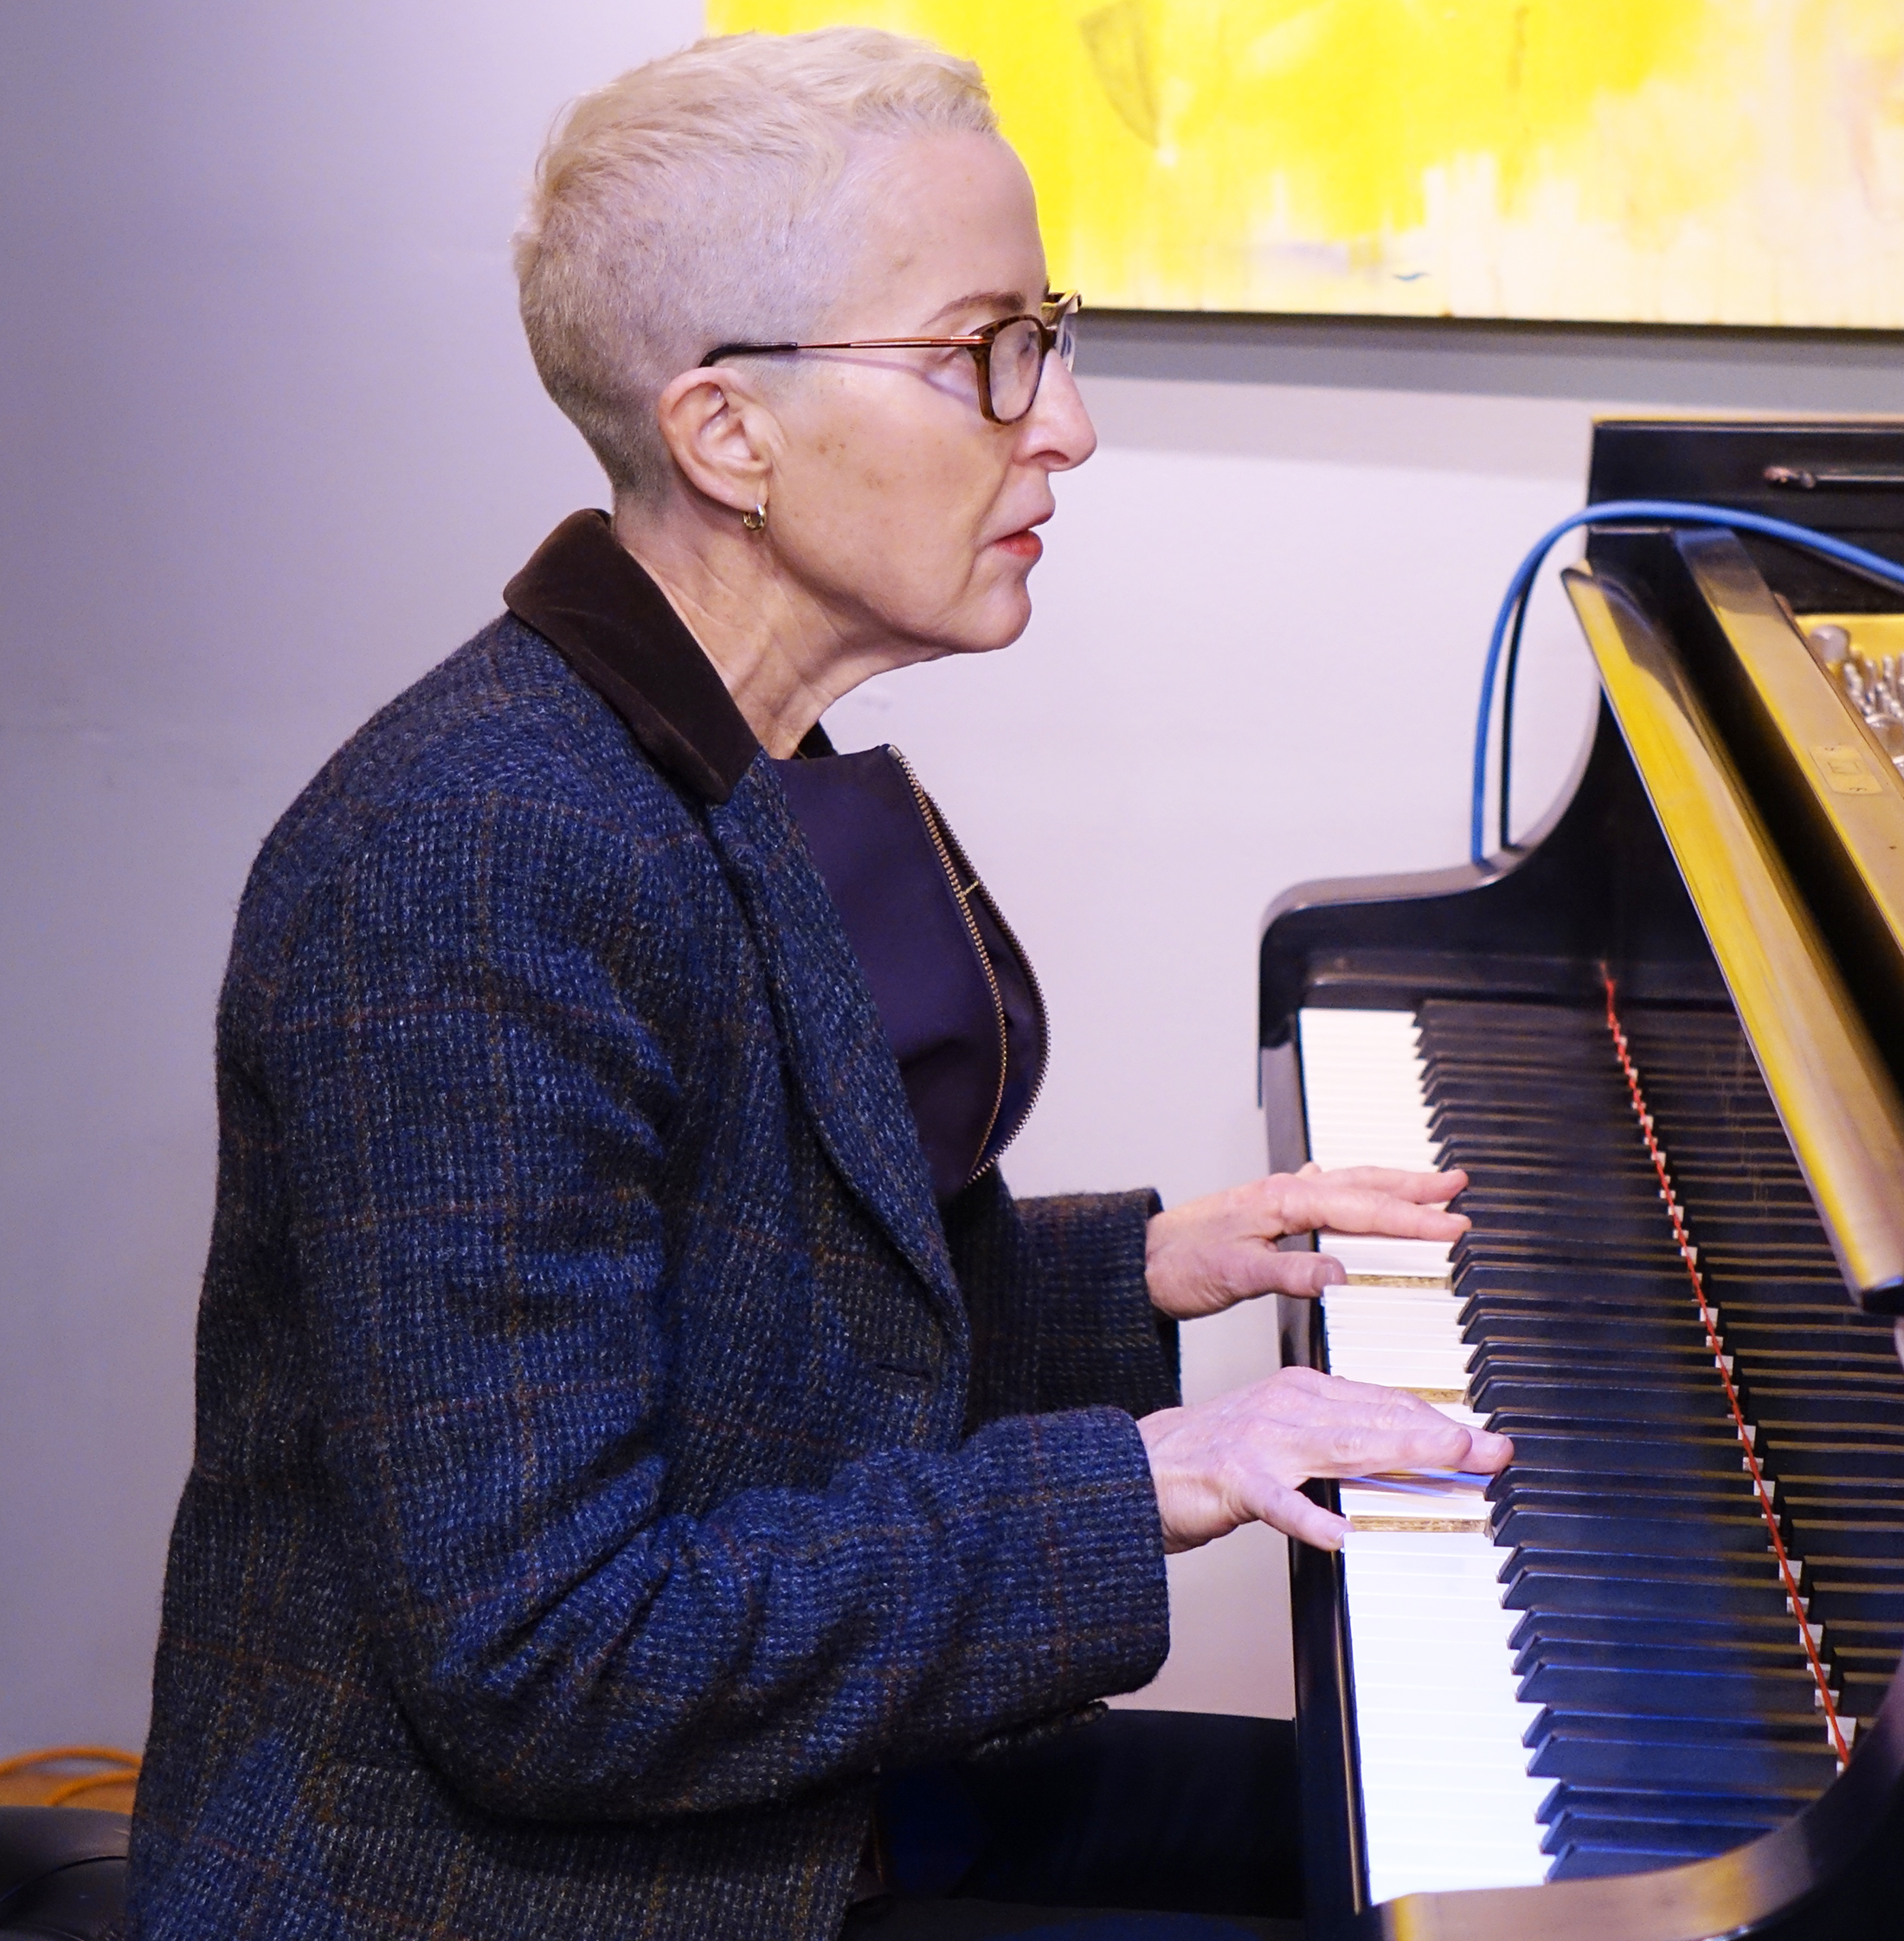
top-left (1144, 1164), bottom-right (1470, 1321)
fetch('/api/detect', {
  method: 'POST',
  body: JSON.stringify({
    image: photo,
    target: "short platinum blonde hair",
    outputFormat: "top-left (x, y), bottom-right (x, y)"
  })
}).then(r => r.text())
top-left (514, 29), bottom-right (999, 502)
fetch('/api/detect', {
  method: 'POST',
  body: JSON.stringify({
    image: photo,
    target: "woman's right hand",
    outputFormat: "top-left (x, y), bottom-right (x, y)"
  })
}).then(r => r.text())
top-left (1136, 1366), bottom-right (1513, 1553)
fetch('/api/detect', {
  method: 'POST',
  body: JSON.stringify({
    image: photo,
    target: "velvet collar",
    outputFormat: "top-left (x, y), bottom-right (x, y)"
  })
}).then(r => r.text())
top-left (503, 510), bottom-right (761, 804)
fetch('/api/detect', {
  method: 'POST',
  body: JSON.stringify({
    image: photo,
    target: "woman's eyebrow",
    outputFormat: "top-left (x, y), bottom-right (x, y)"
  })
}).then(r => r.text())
top-left (919, 287), bottom-right (1027, 329)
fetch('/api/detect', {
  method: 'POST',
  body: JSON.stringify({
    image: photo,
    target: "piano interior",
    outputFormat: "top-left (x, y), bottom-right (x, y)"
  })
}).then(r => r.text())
top-left (1260, 421), bottom-right (1904, 1938)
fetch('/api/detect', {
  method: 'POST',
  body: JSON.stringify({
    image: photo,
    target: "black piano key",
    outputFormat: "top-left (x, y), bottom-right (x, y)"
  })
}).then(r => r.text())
top-left (1726, 1317), bottom-right (1900, 1349)
top-left (1508, 1610), bottom-right (1828, 1656)
top-left (1534, 1783), bottom-right (1817, 1829)
top-left (1501, 1566), bottom-right (1796, 1621)
top-left (1525, 1732), bottom-right (1840, 1791)
top-left (1483, 1419), bottom-right (1743, 1458)
top-left (1804, 1555), bottom-right (1904, 1582)
top-left (1455, 1265), bottom-right (1714, 1295)
top-left (1449, 1205), bottom-right (1714, 1243)
top-left (1516, 1664), bottom-right (1829, 1714)
top-left (1514, 1637), bottom-right (1829, 1681)
top-left (1701, 1288), bottom-right (1866, 1316)
top-left (1475, 1385), bottom-right (1739, 1424)
top-left (1747, 1404), bottom-right (1904, 1440)
top-left (1753, 1416), bottom-right (1904, 1447)
top-left (1547, 1844), bottom-right (1727, 1880)
top-left (1445, 1171), bottom-right (1659, 1199)
top-left (1541, 1816), bottom-right (1775, 1861)
top-left (1427, 1095), bottom-right (1640, 1122)
top-left (1456, 1277), bottom-right (1730, 1319)
top-left (1427, 1090), bottom-right (1637, 1118)
top-left (1493, 1511), bottom-right (1782, 1556)
top-left (1522, 1706), bottom-right (1833, 1752)
top-left (1804, 1579), bottom-right (1904, 1624)
top-left (1742, 1358), bottom-right (1894, 1388)
top-left (1458, 1244), bottom-right (1696, 1276)
top-left (1837, 1655), bottom-right (1904, 1713)
top-left (1489, 1493), bottom-right (1780, 1539)
top-left (1470, 1346), bottom-right (1737, 1377)
top-left (1756, 1441), bottom-right (1904, 1481)
top-left (1489, 1476), bottom-right (1771, 1508)
top-left (1499, 1546), bottom-right (1794, 1589)
top-left (1779, 1520), bottom-right (1904, 1558)
top-left (1463, 1305), bottom-right (1727, 1339)
top-left (1467, 1328), bottom-right (1721, 1360)
top-left (1738, 1370), bottom-right (1904, 1399)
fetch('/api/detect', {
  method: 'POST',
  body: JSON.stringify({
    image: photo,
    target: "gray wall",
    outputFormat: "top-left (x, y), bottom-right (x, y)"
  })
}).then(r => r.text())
top-left (4, 2), bottom-right (1902, 1755)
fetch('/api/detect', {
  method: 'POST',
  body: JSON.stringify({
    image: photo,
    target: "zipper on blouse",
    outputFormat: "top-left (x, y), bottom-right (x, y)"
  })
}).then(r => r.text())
top-left (966, 867), bottom-right (1052, 1168)
top-left (889, 747), bottom-right (1049, 1188)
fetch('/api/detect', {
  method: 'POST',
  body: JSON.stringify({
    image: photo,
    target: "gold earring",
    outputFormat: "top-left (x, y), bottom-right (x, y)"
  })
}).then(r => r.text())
top-left (742, 503), bottom-right (766, 531)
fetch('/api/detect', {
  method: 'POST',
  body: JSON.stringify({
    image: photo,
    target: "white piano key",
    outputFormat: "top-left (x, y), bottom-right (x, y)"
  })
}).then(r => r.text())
top-left (1300, 1010), bottom-right (1552, 1905)
top-left (1322, 1279), bottom-right (1472, 1395)
top-left (1316, 1233), bottom-right (1454, 1280)
top-left (1340, 1471), bottom-right (1489, 1529)
top-left (1298, 1009), bottom-right (1444, 1176)
top-left (1348, 1537), bottom-right (1550, 1903)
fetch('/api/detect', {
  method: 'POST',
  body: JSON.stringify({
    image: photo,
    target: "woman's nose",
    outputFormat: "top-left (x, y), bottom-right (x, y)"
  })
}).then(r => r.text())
top-left (1020, 353), bottom-right (1097, 471)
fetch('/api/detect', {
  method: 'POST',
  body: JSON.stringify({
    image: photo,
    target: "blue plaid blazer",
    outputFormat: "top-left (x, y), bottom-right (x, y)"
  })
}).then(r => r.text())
top-left (126, 516), bottom-right (1179, 1941)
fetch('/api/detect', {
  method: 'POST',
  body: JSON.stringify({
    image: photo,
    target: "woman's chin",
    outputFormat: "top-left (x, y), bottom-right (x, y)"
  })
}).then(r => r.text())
top-left (967, 582), bottom-right (1035, 653)
top-left (918, 599), bottom-right (1032, 660)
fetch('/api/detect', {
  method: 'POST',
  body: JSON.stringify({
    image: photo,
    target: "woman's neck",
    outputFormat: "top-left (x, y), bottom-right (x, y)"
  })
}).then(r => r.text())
top-left (613, 500), bottom-right (910, 757)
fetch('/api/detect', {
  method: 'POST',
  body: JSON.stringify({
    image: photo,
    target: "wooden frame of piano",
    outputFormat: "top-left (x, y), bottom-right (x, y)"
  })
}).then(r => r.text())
top-left (1258, 421), bottom-right (1904, 1938)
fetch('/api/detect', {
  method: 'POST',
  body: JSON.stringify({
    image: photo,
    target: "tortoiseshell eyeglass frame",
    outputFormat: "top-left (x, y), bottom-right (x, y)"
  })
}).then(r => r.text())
top-left (698, 292), bottom-right (1081, 424)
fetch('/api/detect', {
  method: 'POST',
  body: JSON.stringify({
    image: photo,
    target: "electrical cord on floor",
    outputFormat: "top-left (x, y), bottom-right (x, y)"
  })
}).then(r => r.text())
top-left (0, 1748), bottom-right (140, 1811)
top-left (1469, 498), bottom-right (1904, 867)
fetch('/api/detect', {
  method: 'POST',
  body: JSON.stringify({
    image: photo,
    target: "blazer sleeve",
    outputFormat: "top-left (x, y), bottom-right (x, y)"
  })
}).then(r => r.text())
top-left (261, 792), bottom-right (1168, 1824)
top-left (949, 1173), bottom-right (1181, 1430)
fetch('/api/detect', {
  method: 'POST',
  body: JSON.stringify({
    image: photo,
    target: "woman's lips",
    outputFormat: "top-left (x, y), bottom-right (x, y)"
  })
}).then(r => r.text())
top-left (994, 529), bottom-right (1042, 561)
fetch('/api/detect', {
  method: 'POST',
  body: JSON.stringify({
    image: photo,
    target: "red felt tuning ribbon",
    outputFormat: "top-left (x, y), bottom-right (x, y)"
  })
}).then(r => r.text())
top-left (1600, 974), bottom-right (1849, 1765)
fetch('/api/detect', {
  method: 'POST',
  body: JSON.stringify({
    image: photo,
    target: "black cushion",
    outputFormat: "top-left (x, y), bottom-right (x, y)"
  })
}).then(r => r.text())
top-left (0, 1811), bottom-right (128, 1940)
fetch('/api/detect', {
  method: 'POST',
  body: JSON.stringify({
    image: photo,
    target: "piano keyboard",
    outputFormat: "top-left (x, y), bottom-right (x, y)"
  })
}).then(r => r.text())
top-left (1296, 999), bottom-right (1904, 1907)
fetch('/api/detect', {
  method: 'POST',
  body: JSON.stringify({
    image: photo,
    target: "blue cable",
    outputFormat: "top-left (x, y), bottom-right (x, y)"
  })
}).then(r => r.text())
top-left (1470, 498), bottom-right (1904, 866)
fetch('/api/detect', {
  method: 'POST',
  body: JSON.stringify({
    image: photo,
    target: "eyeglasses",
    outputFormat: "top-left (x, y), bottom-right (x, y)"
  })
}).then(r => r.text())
top-left (699, 292), bottom-right (1080, 425)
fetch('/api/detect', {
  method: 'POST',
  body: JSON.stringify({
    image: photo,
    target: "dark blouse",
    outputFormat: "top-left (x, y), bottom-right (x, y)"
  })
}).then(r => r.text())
top-left (773, 744), bottom-right (1045, 1200)
top-left (505, 511), bottom-right (1046, 1202)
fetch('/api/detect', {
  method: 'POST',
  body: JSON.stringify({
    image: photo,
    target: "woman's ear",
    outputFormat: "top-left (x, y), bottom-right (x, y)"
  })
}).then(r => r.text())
top-left (653, 366), bottom-right (777, 516)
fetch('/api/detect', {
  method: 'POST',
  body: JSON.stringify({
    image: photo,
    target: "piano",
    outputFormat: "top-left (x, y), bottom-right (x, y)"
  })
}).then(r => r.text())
top-left (1260, 420), bottom-right (1904, 1938)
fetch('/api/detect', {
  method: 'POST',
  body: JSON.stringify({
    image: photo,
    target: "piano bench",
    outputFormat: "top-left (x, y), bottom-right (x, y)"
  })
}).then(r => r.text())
top-left (0, 1809), bottom-right (128, 1940)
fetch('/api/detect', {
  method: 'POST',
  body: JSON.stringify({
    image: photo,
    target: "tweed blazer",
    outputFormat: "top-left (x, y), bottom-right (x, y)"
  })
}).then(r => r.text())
top-left (126, 515), bottom-right (1180, 1941)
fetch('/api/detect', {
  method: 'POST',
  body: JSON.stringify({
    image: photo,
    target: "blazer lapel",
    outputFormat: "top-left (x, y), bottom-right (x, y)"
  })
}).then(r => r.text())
top-left (705, 760), bottom-right (966, 1326)
top-left (503, 513), bottom-right (963, 1325)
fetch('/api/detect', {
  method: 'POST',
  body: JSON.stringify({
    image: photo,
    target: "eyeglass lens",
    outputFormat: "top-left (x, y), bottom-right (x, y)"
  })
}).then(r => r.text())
top-left (987, 313), bottom-right (1076, 421)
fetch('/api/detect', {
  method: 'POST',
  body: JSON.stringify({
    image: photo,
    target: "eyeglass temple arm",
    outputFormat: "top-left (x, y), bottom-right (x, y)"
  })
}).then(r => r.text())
top-left (701, 305), bottom-right (1074, 368)
top-left (699, 343), bottom-right (801, 367)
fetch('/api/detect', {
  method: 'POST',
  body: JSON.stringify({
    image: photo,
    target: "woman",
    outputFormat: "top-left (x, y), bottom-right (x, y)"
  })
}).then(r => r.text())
top-left (125, 29), bottom-right (1506, 1941)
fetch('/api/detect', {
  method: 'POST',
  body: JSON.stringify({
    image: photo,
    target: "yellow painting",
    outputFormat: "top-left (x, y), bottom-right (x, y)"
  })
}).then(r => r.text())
top-left (707, 0), bottom-right (1904, 327)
